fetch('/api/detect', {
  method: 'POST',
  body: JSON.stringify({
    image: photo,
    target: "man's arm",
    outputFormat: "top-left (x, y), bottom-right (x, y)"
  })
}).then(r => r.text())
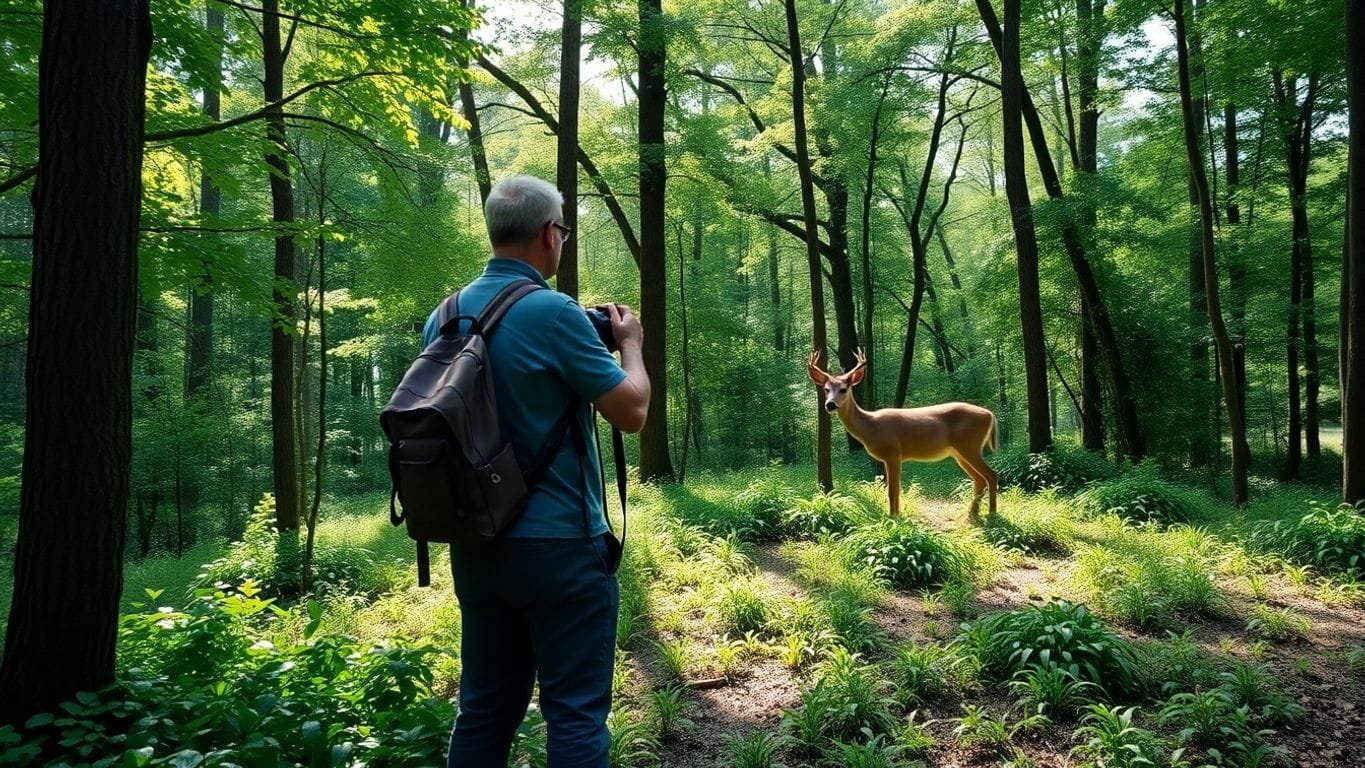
top-left (594, 304), bottom-right (650, 433)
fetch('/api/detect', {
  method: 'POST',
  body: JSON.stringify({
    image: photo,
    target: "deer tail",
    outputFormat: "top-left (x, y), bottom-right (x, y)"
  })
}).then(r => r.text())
top-left (987, 412), bottom-right (999, 454)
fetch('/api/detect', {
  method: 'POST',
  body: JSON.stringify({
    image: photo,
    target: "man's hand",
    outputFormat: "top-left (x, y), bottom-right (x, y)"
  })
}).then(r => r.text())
top-left (607, 303), bottom-right (643, 350)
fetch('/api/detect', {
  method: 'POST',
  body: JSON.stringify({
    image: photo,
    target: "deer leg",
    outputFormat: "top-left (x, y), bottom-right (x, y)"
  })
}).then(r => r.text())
top-left (959, 448), bottom-right (999, 518)
top-left (883, 459), bottom-right (901, 517)
top-left (951, 452), bottom-right (986, 522)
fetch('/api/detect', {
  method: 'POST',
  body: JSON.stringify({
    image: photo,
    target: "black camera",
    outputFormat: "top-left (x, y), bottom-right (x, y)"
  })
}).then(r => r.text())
top-left (584, 305), bottom-right (617, 352)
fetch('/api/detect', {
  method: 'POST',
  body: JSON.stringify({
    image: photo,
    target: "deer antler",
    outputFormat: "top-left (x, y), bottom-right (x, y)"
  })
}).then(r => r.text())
top-left (847, 347), bottom-right (868, 377)
top-left (807, 349), bottom-right (830, 385)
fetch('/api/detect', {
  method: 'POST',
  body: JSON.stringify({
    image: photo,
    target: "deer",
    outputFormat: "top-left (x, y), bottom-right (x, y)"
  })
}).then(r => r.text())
top-left (807, 349), bottom-right (999, 521)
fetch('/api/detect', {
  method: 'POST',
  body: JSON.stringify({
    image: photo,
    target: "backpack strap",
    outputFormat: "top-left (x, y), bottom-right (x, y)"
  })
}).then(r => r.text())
top-left (436, 278), bottom-right (540, 338)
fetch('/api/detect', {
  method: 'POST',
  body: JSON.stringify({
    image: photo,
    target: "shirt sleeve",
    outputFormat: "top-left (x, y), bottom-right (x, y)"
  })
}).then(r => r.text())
top-left (549, 301), bottom-right (628, 402)
top-left (420, 306), bottom-right (441, 348)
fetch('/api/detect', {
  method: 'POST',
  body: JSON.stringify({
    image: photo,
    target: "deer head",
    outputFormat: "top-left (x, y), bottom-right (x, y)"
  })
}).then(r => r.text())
top-left (808, 348), bottom-right (867, 412)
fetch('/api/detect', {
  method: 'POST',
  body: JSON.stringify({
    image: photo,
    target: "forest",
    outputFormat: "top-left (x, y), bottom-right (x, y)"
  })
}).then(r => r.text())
top-left (2, 0), bottom-right (1365, 765)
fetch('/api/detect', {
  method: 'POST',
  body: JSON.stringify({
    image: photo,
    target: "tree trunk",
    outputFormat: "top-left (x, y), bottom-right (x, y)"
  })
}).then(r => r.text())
top-left (1077, 0), bottom-right (1105, 453)
top-left (1227, 102), bottom-right (1248, 427)
top-left (303, 173), bottom-right (328, 594)
top-left (187, 1), bottom-right (222, 399)
top-left (678, 223), bottom-right (694, 483)
top-left (1174, 0), bottom-right (1249, 505)
top-left (859, 79), bottom-right (890, 409)
top-left (637, 0), bottom-right (672, 481)
top-left (458, 1), bottom-right (490, 207)
top-left (557, 0), bottom-right (582, 299)
top-left (1000, 0), bottom-right (1052, 453)
top-left (786, 0), bottom-right (832, 492)
top-left (978, 0), bottom-right (1141, 459)
top-left (0, 0), bottom-right (151, 727)
top-left (1184, 0), bottom-right (1213, 468)
top-left (264, 0), bottom-right (300, 531)
top-left (1345, 0), bottom-right (1365, 504)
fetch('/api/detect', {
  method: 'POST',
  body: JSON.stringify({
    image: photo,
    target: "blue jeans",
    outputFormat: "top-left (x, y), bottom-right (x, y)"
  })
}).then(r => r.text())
top-left (446, 535), bottom-right (620, 768)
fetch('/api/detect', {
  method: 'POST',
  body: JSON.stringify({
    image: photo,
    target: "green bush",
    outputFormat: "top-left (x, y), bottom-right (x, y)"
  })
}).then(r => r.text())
top-left (1246, 501), bottom-right (1365, 577)
top-left (993, 443), bottom-right (1119, 494)
top-left (782, 490), bottom-right (864, 538)
top-left (779, 648), bottom-right (897, 755)
top-left (1072, 467), bottom-right (1201, 526)
top-left (0, 584), bottom-right (455, 766)
top-left (198, 493), bottom-right (400, 600)
top-left (981, 493), bottom-right (1076, 555)
top-left (1070, 705), bottom-right (1167, 768)
top-left (729, 474), bottom-right (797, 541)
top-left (1074, 527), bottom-right (1220, 629)
top-left (843, 518), bottom-right (967, 588)
top-left (959, 600), bottom-right (1140, 698)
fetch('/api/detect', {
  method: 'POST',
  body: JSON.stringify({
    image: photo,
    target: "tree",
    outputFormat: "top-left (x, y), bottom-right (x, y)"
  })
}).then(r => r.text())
top-left (638, 0), bottom-right (673, 481)
top-left (786, 0), bottom-right (832, 492)
top-left (1173, 0), bottom-right (1249, 505)
top-left (1346, 0), bottom-right (1365, 504)
top-left (186, 0), bottom-right (222, 400)
top-left (557, 0), bottom-right (582, 299)
top-left (0, 0), bottom-right (151, 725)
top-left (998, 0), bottom-right (1052, 453)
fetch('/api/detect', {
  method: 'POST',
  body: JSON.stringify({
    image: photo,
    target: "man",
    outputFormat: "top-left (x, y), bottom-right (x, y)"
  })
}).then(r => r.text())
top-left (422, 175), bottom-right (650, 767)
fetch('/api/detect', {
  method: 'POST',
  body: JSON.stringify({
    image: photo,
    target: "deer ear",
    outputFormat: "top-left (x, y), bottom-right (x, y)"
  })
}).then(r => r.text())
top-left (807, 352), bottom-right (829, 385)
top-left (848, 366), bottom-right (866, 385)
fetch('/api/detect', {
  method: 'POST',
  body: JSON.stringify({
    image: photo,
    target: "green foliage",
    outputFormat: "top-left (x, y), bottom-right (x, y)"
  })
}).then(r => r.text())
top-left (1244, 604), bottom-right (1311, 642)
top-left (960, 600), bottom-right (1141, 698)
top-left (993, 444), bottom-right (1119, 494)
top-left (844, 518), bottom-right (968, 587)
top-left (648, 684), bottom-right (694, 742)
top-left (730, 473), bottom-right (799, 541)
top-left (1071, 705), bottom-right (1167, 768)
top-left (1072, 467), bottom-right (1202, 526)
top-left (197, 493), bottom-right (399, 600)
top-left (887, 640), bottom-right (976, 705)
top-left (981, 492), bottom-right (1076, 554)
top-left (824, 730), bottom-right (908, 768)
top-left (607, 708), bottom-right (661, 768)
top-left (1158, 688), bottom-right (1288, 766)
top-left (2, 584), bottom-right (454, 766)
top-left (782, 490), bottom-right (866, 538)
top-left (951, 704), bottom-right (1045, 751)
top-left (779, 649), bottom-right (897, 755)
top-left (723, 730), bottom-right (784, 768)
top-left (1246, 501), bottom-right (1365, 577)
top-left (1007, 664), bottom-right (1099, 720)
top-left (1074, 525), bottom-right (1221, 629)
top-left (717, 579), bottom-right (773, 636)
top-left (1134, 630), bottom-right (1230, 696)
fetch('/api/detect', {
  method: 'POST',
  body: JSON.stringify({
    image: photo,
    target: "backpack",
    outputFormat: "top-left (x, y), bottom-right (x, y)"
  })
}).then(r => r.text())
top-left (380, 279), bottom-right (576, 586)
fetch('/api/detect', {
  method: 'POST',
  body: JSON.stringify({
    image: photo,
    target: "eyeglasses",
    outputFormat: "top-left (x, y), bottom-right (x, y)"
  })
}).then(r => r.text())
top-left (550, 221), bottom-right (573, 242)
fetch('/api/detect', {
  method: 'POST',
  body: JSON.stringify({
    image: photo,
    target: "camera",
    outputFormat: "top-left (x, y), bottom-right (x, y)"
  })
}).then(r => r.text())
top-left (584, 305), bottom-right (617, 352)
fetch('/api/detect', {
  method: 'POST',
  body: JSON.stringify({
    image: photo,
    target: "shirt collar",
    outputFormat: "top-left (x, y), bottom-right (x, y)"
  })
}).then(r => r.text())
top-left (484, 257), bottom-right (551, 288)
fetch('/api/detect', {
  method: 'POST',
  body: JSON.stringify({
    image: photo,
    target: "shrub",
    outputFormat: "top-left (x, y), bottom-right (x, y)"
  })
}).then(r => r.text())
top-left (716, 579), bottom-right (773, 636)
top-left (1074, 528), bottom-right (1221, 629)
top-left (1007, 664), bottom-right (1099, 720)
top-left (1072, 468), bottom-right (1201, 526)
top-left (730, 474), bottom-right (798, 541)
top-left (981, 493), bottom-right (1076, 555)
top-left (197, 493), bottom-right (398, 600)
top-left (2, 585), bottom-right (455, 766)
top-left (1070, 705), bottom-right (1166, 768)
top-left (1246, 501), bottom-right (1365, 577)
top-left (783, 490), bottom-right (864, 538)
top-left (1134, 630), bottom-right (1229, 695)
top-left (844, 518), bottom-right (967, 588)
top-left (993, 443), bottom-right (1119, 494)
top-left (1245, 604), bottom-right (1311, 642)
top-left (959, 600), bottom-right (1140, 698)
top-left (887, 640), bottom-right (976, 705)
top-left (780, 649), bottom-right (897, 754)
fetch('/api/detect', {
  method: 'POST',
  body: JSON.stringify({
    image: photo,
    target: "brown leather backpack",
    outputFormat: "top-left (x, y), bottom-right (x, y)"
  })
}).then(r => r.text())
top-left (380, 279), bottom-right (576, 586)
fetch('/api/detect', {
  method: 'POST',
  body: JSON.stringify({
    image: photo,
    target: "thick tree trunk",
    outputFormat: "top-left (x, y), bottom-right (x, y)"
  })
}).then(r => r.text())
top-left (1174, 0), bottom-right (1248, 505)
top-left (0, 0), bottom-right (151, 726)
top-left (557, 0), bottom-right (582, 298)
top-left (1077, 0), bottom-right (1105, 453)
top-left (1345, 0), bottom-right (1365, 504)
top-left (859, 80), bottom-right (890, 409)
top-left (1185, 0), bottom-right (1212, 468)
top-left (637, 0), bottom-right (672, 481)
top-left (786, 0), bottom-right (832, 491)
top-left (264, 0), bottom-right (299, 531)
top-left (1000, 0), bottom-right (1052, 453)
top-left (187, 1), bottom-right (222, 399)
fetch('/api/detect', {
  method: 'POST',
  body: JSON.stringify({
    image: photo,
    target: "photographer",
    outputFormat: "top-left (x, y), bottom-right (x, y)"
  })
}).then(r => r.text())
top-left (419, 175), bottom-right (649, 768)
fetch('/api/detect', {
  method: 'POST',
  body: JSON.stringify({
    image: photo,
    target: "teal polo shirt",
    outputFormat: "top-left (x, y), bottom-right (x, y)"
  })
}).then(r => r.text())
top-left (421, 258), bottom-right (625, 538)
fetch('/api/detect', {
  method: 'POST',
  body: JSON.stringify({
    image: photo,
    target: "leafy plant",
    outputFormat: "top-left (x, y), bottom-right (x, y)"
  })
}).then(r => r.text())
top-left (1245, 604), bottom-right (1310, 642)
top-left (887, 640), bottom-right (967, 705)
top-left (724, 729), bottom-right (785, 768)
top-left (1070, 705), bottom-right (1166, 768)
top-left (782, 490), bottom-right (863, 538)
top-left (1247, 501), bottom-right (1365, 577)
top-left (729, 474), bottom-right (798, 542)
top-left (1072, 468), bottom-right (1201, 526)
top-left (960, 600), bottom-right (1140, 698)
top-left (951, 704), bottom-right (1045, 752)
top-left (1007, 664), bottom-right (1099, 719)
top-left (843, 518), bottom-right (966, 587)
top-left (993, 443), bottom-right (1119, 494)
top-left (649, 684), bottom-right (694, 741)
top-left (824, 729), bottom-right (906, 768)
top-left (1074, 530), bottom-right (1220, 629)
top-left (607, 708), bottom-right (661, 767)
top-left (717, 579), bottom-right (773, 636)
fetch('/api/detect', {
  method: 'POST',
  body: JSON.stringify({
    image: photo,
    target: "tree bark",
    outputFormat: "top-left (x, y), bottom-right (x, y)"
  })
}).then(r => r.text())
top-left (457, 1), bottom-right (490, 207)
top-left (1077, 0), bottom-right (1105, 453)
top-left (187, 1), bottom-right (222, 400)
top-left (1345, 0), bottom-right (1365, 504)
top-left (557, 0), bottom-right (582, 299)
top-left (1174, 0), bottom-right (1249, 505)
top-left (1226, 102), bottom-right (1248, 427)
top-left (1000, 0), bottom-right (1052, 453)
top-left (859, 78), bottom-right (890, 409)
top-left (264, 0), bottom-right (299, 531)
top-left (637, 0), bottom-right (672, 481)
top-left (786, 0), bottom-right (832, 491)
top-left (0, 0), bottom-right (151, 726)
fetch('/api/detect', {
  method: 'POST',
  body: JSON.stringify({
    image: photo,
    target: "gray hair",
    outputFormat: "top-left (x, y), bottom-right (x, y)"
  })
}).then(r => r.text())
top-left (484, 175), bottom-right (564, 246)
